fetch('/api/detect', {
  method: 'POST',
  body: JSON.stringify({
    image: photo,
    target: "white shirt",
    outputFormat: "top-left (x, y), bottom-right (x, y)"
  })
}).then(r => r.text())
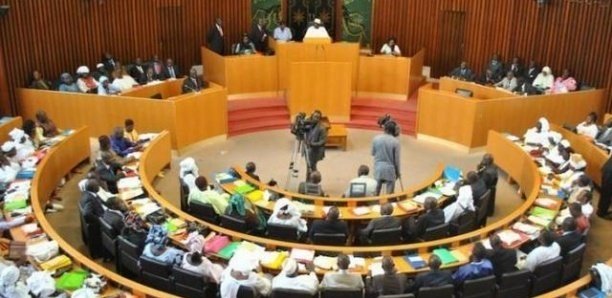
top-left (272, 272), bottom-right (319, 295)
top-left (522, 242), bottom-right (560, 272)
top-left (533, 73), bottom-right (554, 90)
top-left (0, 165), bottom-right (17, 184)
top-left (267, 214), bottom-right (308, 233)
top-left (344, 175), bottom-right (378, 197)
top-left (220, 269), bottom-right (271, 298)
top-left (320, 270), bottom-right (364, 290)
top-left (380, 44), bottom-right (401, 56)
top-left (112, 76), bottom-right (138, 91)
top-left (181, 253), bottom-right (224, 283)
top-left (524, 128), bottom-right (550, 146)
top-left (273, 27), bottom-right (293, 41)
top-left (304, 26), bottom-right (330, 39)
top-left (77, 77), bottom-right (99, 93)
top-left (576, 122), bottom-right (599, 139)
top-left (555, 203), bottom-right (593, 225)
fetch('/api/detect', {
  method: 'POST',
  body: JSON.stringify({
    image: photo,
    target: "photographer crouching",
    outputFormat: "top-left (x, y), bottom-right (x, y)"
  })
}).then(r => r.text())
top-left (372, 114), bottom-right (401, 195)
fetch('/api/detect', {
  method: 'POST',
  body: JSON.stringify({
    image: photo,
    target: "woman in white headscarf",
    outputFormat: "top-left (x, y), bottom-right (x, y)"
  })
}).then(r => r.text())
top-left (0, 266), bottom-right (29, 298)
top-left (524, 117), bottom-right (551, 146)
top-left (9, 128), bottom-right (35, 162)
top-left (220, 253), bottom-right (271, 298)
top-left (267, 198), bottom-right (308, 233)
top-left (271, 258), bottom-right (319, 295)
top-left (443, 185), bottom-right (475, 223)
top-left (179, 157), bottom-right (199, 191)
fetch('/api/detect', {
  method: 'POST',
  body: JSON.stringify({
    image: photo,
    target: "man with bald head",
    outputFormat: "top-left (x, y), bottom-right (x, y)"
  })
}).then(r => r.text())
top-left (308, 206), bottom-right (348, 242)
top-left (366, 256), bottom-right (407, 296)
top-left (449, 61), bottom-right (475, 81)
top-left (359, 202), bottom-right (401, 243)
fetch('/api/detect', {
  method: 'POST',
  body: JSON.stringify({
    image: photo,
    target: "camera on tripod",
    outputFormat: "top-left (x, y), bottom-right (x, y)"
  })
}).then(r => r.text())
top-left (291, 112), bottom-right (316, 140)
top-left (377, 113), bottom-right (401, 137)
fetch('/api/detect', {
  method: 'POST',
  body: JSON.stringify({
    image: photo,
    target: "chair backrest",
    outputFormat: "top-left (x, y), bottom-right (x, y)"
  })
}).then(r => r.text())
top-left (237, 285), bottom-right (256, 298)
top-left (99, 217), bottom-right (117, 257)
top-left (267, 223), bottom-right (299, 241)
top-left (220, 214), bottom-right (248, 233)
top-left (476, 189), bottom-right (492, 227)
top-left (371, 227), bottom-right (402, 245)
top-left (99, 217), bottom-right (117, 237)
top-left (417, 284), bottom-right (454, 298)
top-left (305, 183), bottom-right (323, 196)
top-left (189, 201), bottom-right (219, 223)
top-left (271, 288), bottom-right (317, 298)
top-left (378, 294), bottom-right (415, 298)
top-left (497, 269), bottom-right (531, 298)
top-left (117, 236), bottom-right (141, 277)
top-left (320, 287), bottom-right (363, 298)
top-left (139, 255), bottom-right (171, 276)
top-left (422, 223), bottom-right (449, 241)
top-left (562, 243), bottom-right (586, 283)
top-left (313, 233), bottom-right (347, 246)
top-left (78, 203), bottom-right (90, 243)
top-left (348, 182), bottom-right (367, 198)
top-left (172, 266), bottom-right (205, 289)
top-left (179, 179), bottom-right (190, 212)
top-left (450, 210), bottom-right (476, 235)
top-left (531, 256), bottom-right (563, 296)
top-left (462, 275), bottom-right (496, 298)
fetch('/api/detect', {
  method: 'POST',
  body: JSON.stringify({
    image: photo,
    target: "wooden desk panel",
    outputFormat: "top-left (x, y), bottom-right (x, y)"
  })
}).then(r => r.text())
top-left (288, 62), bottom-right (352, 122)
top-left (357, 55), bottom-right (410, 97)
top-left (120, 79), bottom-right (185, 99)
top-left (439, 77), bottom-right (515, 99)
top-left (0, 117), bottom-right (22, 144)
top-left (224, 54), bottom-right (278, 94)
top-left (201, 47), bottom-right (227, 87)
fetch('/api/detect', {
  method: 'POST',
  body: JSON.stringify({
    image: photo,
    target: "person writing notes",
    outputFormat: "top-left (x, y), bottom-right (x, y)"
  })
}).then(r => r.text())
top-left (303, 18), bottom-right (330, 39)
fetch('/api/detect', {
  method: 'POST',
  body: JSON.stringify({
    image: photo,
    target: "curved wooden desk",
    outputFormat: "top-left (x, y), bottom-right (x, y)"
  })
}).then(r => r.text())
top-left (550, 123), bottom-right (608, 186)
top-left (535, 258), bottom-right (612, 298)
top-left (140, 130), bottom-right (541, 263)
top-left (0, 116), bottom-right (22, 144)
top-left (31, 127), bottom-right (179, 298)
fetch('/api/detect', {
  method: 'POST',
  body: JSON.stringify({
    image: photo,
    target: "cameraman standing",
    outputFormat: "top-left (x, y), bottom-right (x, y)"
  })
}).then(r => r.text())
top-left (305, 110), bottom-right (327, 177)
top-left (372, 120), bottom-right (401, 195)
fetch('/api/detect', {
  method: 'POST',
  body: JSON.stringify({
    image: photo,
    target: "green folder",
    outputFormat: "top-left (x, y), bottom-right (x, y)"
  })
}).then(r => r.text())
top-left (235, 184), bottom-right (256, 194)
top-left (4, 199), bottom-right (27, 212)
top-left (56, 269), bottom-right (88, 290)
top-left (216, 241), bottom-right (241, 260)
top-left (433, 248), bottom-right (458, 265)
top-left (530, 206), bottom-right (557, 220)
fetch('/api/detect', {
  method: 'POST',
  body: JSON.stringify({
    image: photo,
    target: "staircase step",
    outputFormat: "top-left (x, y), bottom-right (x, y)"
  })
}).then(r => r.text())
top-left (350, 108), bottom-right (415, 122)
top-left (229, 109), bottom-right (289, 122)
top-left (228, 98), bottom-right (286, 112)
top-left (351, 98), bottom-right (417, 112)
top-left (229, 118), bottom-right (290, 132)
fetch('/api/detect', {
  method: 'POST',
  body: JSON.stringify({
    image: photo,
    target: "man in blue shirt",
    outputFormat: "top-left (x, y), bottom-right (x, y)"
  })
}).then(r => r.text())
top-left (110, 126), bottom-right (141, 157)
top-left (452, 242), bottom-right (494, 285)
top-left (273, 21), bottom-right (293, 42)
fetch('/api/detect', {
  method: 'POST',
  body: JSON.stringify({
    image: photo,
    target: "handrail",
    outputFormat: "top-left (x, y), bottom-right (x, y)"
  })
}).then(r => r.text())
top-left (535, 258), bottom-right (612, 298)
top-left (31, 127), bottom-right (179, 298)
top-left (140, 130), bottom-right (542, 255)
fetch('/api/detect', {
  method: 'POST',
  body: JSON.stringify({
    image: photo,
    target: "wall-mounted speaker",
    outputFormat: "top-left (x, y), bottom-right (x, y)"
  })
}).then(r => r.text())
top-left (537, 0), bottom-right (551, 7)
top-left (0, 5), bottom-right (9, 17)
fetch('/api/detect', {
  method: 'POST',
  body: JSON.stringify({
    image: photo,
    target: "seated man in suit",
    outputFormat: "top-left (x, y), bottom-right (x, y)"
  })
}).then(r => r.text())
top-left (449, 61), bottom-right (475, 81)
top-left (129, 57), bottom-right (147, 84)
top-left (95, 155), bottom-right (126, 194)
top-left (359, 202), bottom-right (401, 244)
top-left (513, 78), bottom-right (540, 95)
top-left (110, 126), bottom-right (142, 158)
top-left (486, 53), bottom-right (504, 81)
top-left (162, 58), bottom-right (180, 80)
top-left (403, 197), bottom-right (445, 241)
top-left (406, 254), bottom-right (453, 293)
top-left (506, 57), bottom-right (524, 78)
top-left (344, 165), bottom-right (377, 197)
top-left (320, 253), bottom-right (364, 290)
top-left (80, 179), bottom-right (107, 259)
top-left (182, 67), bottom-right (208, 93)
top-left (555, 217), bottom-right (583, 258)
top-left (486, 234), bottom-right (517, 279)
top-left (102, 197), bottom-right (128, 234)
top-left (245, 161), bottom-right (260, 181)
top-left (467, 171), bottom-right (488, 207)
top-left (366, 256), bottom-right (407, 296)
top-left (477, 69), bottom-right (497, 85)
top-left (308, 206), bottom-right (348, 242)
top-left (298, 170), bottom-right (325, 196)
top-left (452, 242), bottom-right (494, 285)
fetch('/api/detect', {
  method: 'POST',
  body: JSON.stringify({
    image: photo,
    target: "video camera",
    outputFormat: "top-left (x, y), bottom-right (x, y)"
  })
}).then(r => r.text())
top-left (291, 112), bottom-right (317, 139)
top-left (377, 114), bottom-right (401, 137)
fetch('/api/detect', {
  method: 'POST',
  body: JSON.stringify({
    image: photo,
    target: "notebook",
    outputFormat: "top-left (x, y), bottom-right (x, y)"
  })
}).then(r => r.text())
top-left (351, 206), bottom-right (371, 216)
top-left (535, 198), bottom-right (559, 209)
top-left (432, 248), bottom-right (458, 265)
top-left (530, 206), bottom-right (557, 220)
top-left (234, 183), bottom-right (256, 195)
top-left (404, 255), bottom-right (427, 269)
top-left (290, 248), bottom-right (315, 263)
top-left (216, 241), bottom-right (241, 260)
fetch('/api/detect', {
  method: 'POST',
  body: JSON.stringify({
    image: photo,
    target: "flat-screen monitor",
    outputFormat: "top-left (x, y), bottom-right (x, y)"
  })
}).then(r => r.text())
top-left (455, 88), bottom-right (473, 98)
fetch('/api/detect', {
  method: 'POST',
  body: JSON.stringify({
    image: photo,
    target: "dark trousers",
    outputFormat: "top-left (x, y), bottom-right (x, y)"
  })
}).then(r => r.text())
top-left (376, 179), bottom-right (395, 195)
top-left (597, 193), bottom-right (611, 216)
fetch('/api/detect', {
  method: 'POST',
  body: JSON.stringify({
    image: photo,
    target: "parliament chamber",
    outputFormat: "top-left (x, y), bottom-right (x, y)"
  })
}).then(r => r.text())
top-left (0, 0), bottom-right (610, 297)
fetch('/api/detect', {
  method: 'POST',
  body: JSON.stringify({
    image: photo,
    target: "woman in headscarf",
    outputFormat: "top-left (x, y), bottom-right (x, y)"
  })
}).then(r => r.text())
top-left (8, 128), bottom-right (35, 162)
top-left (523, 117), bottom-right (551, 146)
top-left (58, 72), bottom-right (79, 93)
top-left (267, 198), bottom-right (308, 234)
top-left (121, 211), bottom-right (149, 253)
top-left (532, 66), bottom-right (554, 92)
top-left (225, 193), bottom-right (266, 233)
top-left (179, 157), bottom-right (199, 191)
top-left (220, 253), bottom-right (271, 298)
top-left (35, 110), bottom-right (59, 137)
top-left (76, 65), bottom-right (99, 93)
top-left (181, 251), bottom-right (225, 284)
top-left (551, 69), bottom-right (577, 94)
top-left (443, 185), bottom-right (475, 223)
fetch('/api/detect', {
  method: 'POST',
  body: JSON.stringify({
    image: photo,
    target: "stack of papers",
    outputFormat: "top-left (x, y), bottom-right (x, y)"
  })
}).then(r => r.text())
top-left (233, 180), bottom-right (255, 194)
top-left (118, 188), bottom-right (144, 201)
top-left (372, 203), bottom-right (396, 214)
top-left (290, 248), bottom-right (315, 263)
top-left (313, 256), bottom-right (336, 270)
top-left (216, 242), bottom-right (241, 260)
top-left (349, 255), bottom-right (365, 269)
top-left (527, 215), bottom-right (552, 227)
top-left (512, 222), bottom-right (541, 235)
top-left (497, 230), bottom-right (523, 246)
top-left (293, 202), bottom-right (315, 215)
top-left (398, 201), bottom-right (418, 212)
top-left (369, 262), bottom-right (384, 276)
top-left (413, 191), bottom-right (442, 204)
top-left (351, 206), bottom-right (371, 216)
top-left (535, 198), bottom-right (559, 209)
top-left (117, 176), bottom-right (142, 190)
top-left (134, 202), bottom-right (161, 217)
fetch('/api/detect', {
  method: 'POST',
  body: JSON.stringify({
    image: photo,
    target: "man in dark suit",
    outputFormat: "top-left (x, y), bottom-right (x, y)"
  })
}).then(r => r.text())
top-left (486, 234), bottom-right (517, 279)
top-left (80, 179), bottom-right (107, 259)
top-left (404, 197), bottom-right (445, 241)
top-left (524, 60), bottom-right (540, 83)
top-left (513, 78), bottom-right (540, 95)
top-left (449, 61), bottom-right (475, 81)
top-left (477, 154), bottom-right (498, 215)
top-left (129, 57), bottom-right (147, 84)
top-left (466, 171), bottom-right (488, 208)
top-left (95, 156), bottom-right (125, 194)
top-left (309, 206), bottom-right (348, 241)
top-left (407, 255), bottom-right (453, 293)
top-left (102, 197), bottom-right (128, 234)
top-left (207, 17), bottom-right (225, 55)
top-left (360, 203), bottom-right (401, 243)
top-left (163, 58), bottom-right (180, 80)
top-left (147, 55), bottom-right (165, 79)
top-left (556, 217), bottom-right (583, 257)
top-left (507, 57), bottom-right (524, 78)
top-left (250, 18), bottom-right (268, 52)
top-left (102, 52), bottom-right (118, 73)
top-left (182, 67), bottom-right (208, 93)
top-left (305, 110), bottom-right (327, 177)
top-left (486, 53), bottom-right (505, 81)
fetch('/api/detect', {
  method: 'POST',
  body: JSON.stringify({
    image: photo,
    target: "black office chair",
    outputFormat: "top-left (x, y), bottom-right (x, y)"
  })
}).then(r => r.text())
top-left (371, 227), bottom-right (403, 245)
top-left (421, 223), bottom-right (449, 241)
top-left (496, 269), bottom-right (531, 298)
top-left (267, 223), bottom-right (299, 241)
top-left (271, 288), bottom-right (317, 298)
top-left (418, 284), bottom-right (454, 298)
top-left (461, 275), bottom-right (496, 298)
top-left (78, 204), bottom-right (89, 244)
top-left (117, 236), bottom-right (141, 278)
top-left (220, 214), bottom-right (249, 233)
top-left (320, 287), bottom-right (363, 298)
top-left (378, 294), bottom-right (415, 298)
top-left (312, 233), bottom-right (347, 246)
top-left (304, 183), bottom-right (323, 196)
top-left (530, 256), bottom-right (563, 295)
top-left (179, 179), bottom-right (190, 212)
top-left (561, 243), bottom-right (586, 283)
top-left (475, 190), bottom-right (492, 227)
top-left (189, 201), bottom-right (219, 223)
top-left (139, 255), bottom-right (173, 292)
top-left (237, 285), bottom-right (256, 298)
top-left (79, 204), bottom-right (104, 259)
top-left (348, 182), bottom-right (367, 197)
top-left (172, 266), bottom-right (209, 297)
top-left (449, 210), bottom-right (476, 236)
top-left (99, 217), bottom-right (117, 258)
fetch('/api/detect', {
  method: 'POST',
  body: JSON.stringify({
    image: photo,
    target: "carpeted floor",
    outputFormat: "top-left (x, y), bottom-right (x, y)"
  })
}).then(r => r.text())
top-left (46, 129), bottom-right (610, 275)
